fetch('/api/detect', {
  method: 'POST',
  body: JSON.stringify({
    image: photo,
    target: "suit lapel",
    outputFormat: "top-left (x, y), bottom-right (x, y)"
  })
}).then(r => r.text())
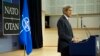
top-left (62, 15), bottom-right (71, 26)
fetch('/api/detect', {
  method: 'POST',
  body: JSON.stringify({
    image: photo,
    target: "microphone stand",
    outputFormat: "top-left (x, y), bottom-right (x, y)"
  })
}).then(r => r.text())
top-left (81, 16), bottom-right (83, 28)
top-left (83, 25), bottom-right (91, 37)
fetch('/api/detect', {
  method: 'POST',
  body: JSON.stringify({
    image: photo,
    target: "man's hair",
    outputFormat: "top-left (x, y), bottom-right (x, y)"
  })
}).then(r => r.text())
top-left (62, 6), bottom-right (72, 14)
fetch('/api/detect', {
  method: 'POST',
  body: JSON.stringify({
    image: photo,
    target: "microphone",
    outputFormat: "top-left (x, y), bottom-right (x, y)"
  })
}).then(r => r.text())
top-left (77, 25), bottom-right (91, 43)
top-left (83, 25), bottom-right (91, 37)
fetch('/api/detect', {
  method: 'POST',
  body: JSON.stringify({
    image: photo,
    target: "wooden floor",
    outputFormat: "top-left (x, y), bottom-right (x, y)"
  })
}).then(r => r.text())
top-left (43, 28), bottom-right (100, 46)
top-left (0, 28), bottom-right (100, 56)
top-left (0, 47), bottom-right (60, 56)
top-left (0, 47), bottom-right (100, 56)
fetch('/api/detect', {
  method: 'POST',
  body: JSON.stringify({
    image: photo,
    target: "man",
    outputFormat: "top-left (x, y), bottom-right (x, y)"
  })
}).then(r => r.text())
top-left (57, 6), bottom-right (80, 56)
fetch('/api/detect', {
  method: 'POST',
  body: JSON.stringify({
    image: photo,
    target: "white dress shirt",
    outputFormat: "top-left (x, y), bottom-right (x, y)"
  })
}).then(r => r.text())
top-left (64, 14), bottom-right (69, 20)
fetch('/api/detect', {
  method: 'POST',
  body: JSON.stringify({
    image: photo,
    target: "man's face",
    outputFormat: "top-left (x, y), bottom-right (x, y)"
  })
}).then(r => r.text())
top-left (65, 8), bottom-right (72, 17)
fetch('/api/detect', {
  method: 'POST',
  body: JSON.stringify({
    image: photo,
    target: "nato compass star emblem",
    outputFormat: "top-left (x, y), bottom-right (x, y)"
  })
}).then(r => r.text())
top-left (20, 16), bottom-right (30, 34)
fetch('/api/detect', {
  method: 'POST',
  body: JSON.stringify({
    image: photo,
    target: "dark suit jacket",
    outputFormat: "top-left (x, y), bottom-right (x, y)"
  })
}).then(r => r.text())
top-left (57, 15), bottom-right (73, 52)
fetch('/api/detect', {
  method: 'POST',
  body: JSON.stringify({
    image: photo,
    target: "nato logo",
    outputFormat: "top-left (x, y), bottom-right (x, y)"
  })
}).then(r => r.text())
top-left (20, 16), bottom-right (30, 34)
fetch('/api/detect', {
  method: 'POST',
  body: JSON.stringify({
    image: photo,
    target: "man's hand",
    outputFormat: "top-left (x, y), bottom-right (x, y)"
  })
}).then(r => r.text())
top-left (72, 37), bottom-right (82, 43)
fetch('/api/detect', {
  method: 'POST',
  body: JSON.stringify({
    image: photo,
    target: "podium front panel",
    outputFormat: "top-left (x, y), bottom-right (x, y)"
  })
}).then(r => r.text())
top-left (69, 36), bottom-right (96, 56)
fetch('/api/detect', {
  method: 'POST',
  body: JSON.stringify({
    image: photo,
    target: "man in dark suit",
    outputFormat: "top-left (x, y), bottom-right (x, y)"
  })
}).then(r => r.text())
top-left (57, 6), bottom-right (80, 56)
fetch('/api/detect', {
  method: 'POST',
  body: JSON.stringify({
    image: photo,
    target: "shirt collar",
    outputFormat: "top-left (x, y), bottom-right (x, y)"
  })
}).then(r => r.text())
top-left (64, 14), bottom-right (69, 20)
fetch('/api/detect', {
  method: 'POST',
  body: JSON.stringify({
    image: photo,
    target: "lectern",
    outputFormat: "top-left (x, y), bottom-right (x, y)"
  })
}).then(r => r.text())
top-left (69, 35), bottom-right (97, 56)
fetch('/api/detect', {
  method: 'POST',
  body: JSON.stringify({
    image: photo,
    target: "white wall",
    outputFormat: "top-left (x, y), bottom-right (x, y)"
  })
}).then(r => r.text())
top-left (50, 16), bottom-right (60, 28)
top-left (49, 15), bottom-right (78, 28)
top-left (42, 11), bottom-right (45, 34)
top-left (49, 15), bottom-right (100, 28)
top-left (42, 0), bottom-right (100, 15)
top-left (42, 0), bottom-right (100, 28)
top-left (42, 0), bottom-right (46, 11)
top-left (82, 15), bottom-right (100, 28)
top-left (42, 0), bottom-right (51, 14)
